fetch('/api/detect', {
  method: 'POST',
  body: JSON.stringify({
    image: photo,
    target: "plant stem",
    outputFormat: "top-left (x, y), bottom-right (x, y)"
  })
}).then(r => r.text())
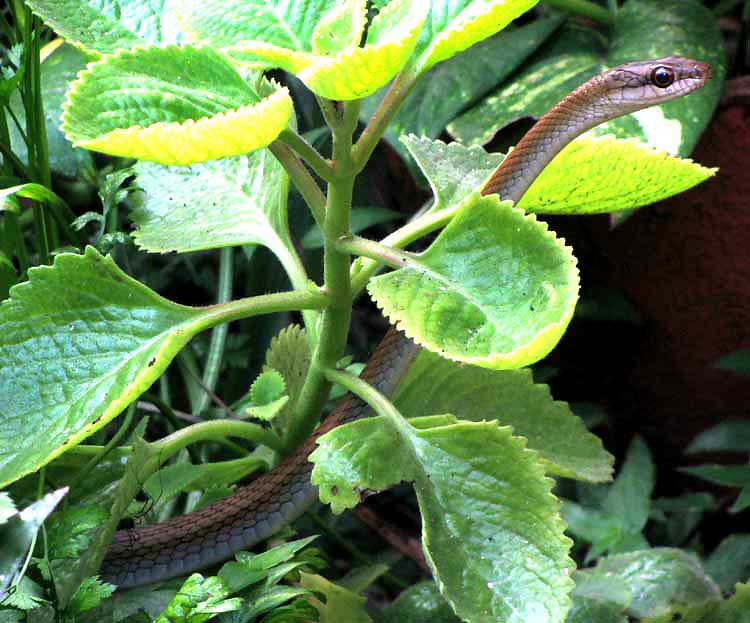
top-left (542, 0), bottom-right (615, 24)
top-left (278, 128), bottom-right (336, 183)
top-left (187, 288), bottom-right (329, 334)
top-left (350, 205), bottom-right (457, 297)
top-left (337, 234), bottom-right (415, 270)
top-left (153, 418), bottom-right (283, 457)
top-left (352, 69), bottom-right (419, 172)
top-left (607, 0), bottom-right (618, 14)
top-left (286, 100), bottom-right (359, 453)
top-left (195, 247), bottom-right (233, 416)
top-left (324, 367), bottom-right (411, 439)
top-left (269, 140), bottom-right (326, 229)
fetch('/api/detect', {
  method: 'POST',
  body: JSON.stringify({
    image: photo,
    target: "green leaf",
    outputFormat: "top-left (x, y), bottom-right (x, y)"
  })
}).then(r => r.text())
top-left (601, 437), bottom-right (654, 536)
top-left (704, 535), bottom-right (750, 594)
top-left (715, 350), bottom-right (750, 374)
top-left (62, 46), bottom-right (293, 165)
top-left (299, 572), bottom-right (371, 623)
top-left (380, 581), bottom-right (461, 623)
top-left (0, 184), bottom-right (66, 212)
top-left (686, 420), bottom-right (750, 453)
top-left (262, 325), bottom-right (311, 433)
top-left (451, 0), bottom-right (725, 157)
top-left (586, 549), bottom-right (721, 620)
top-left (0, 577), bottom-right (48, 612)
top-left (130, 147), bottom-right (300, 280)
top-left (368, 194), bottom-right (579, 369)
top-left (301, 207), bottom-right (401, 250)
top-left (516, 135), bottom-right (716, 215)
top-left (7, 42), bottom-right (88, 177)
top-left (680, 465), bottom-right (750, 488)
top-left (361, 16), bottom-right (564, 167)
top-left (65, 576), bottom-right (115, 616)
top-left (410, 0), bottom-right (539, 74)
top-left (25, 0), bottom-right (184, 54)
top-left (181, 0), bottom-right (428, 99)
top-left (394, 349), bottom-right (613, 481)
top-left (153, 574), bottom-right (241, 623)
top-left (400, 135), bottom-right (503, 214)
top-left (0, 247), bottom-right (245, 487)
top-left (218, 536), bottom-right (317, 593)
top-left (251, 369), bottom-right (286, 405)
top-left (0, 489), bottom-right (67, 596)
top-left (565, 571), bottom-right (630, 623)
top-left (311, 416), bottom-right (574, 623)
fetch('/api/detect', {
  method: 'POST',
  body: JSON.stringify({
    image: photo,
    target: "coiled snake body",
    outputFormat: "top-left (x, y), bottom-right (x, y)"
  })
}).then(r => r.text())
top-left (103, 56), bottom-right (711, 588)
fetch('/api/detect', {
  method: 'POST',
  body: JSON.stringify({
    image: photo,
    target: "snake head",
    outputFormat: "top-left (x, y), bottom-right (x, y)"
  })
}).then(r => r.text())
top-left (600, 56), bottom-right (712, 110)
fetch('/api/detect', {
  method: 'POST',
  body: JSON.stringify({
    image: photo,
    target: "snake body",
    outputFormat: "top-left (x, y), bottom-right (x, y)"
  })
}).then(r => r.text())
top-left (102, 56), bottom-right (711, 588)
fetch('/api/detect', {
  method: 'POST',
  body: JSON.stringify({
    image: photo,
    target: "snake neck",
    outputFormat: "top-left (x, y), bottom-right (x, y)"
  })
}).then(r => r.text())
top-left (481, 76), bottom-right (616, 203)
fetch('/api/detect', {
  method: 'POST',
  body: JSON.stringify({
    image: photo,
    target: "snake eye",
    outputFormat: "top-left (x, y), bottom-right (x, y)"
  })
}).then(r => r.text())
top-left (651, 66), bottom-right (675, 88)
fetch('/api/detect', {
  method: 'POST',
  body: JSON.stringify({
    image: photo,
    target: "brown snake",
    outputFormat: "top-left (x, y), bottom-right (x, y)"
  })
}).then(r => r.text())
top-left (102, 56), bottom-right (711, 588)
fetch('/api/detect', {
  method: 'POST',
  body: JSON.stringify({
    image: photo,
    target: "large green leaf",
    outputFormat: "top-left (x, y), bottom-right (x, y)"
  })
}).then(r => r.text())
top-left (0, 248), bottom-right (317, 488)
top-left (401, 134), bottom-right (715, 217)
top-left (179, 0), bottom-right (428, 100)
top-left (311, 415), bottom-right (574, 623)
top-left (361, 16), bottom-right (563, 166)
top-left (704, 535), bottom-right (750, 594)
top-left (368, 193), bottom-right (579, 369)
top-left (131, 149), bottom-right (297, 270)
top-left (26, 0), bottom-right (184, 54)
top-left (450, 0), bottom-right (724, 157)
top-left (62, 46), bottom-right (293, 165)
top-left (393, 349), bottom-right (613, 482)
top-left (0, 248), bottom-right (198, 486)
top-left (410, 0), bottom-right (539, 74)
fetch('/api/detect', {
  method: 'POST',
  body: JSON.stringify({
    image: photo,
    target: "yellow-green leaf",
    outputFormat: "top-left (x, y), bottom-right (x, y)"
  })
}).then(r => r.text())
top-left (62, 46), bottom-right (292, 165)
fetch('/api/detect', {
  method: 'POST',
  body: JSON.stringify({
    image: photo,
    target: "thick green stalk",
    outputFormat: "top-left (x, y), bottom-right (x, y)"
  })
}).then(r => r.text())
top-left (542, 0), bottom-right (615, 23)
top-left (285, 101), bottom-right (359, 452)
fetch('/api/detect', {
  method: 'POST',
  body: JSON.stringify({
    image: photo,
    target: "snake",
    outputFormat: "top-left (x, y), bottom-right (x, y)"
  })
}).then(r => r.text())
top-left (102, 56), bottom-right (711, 588)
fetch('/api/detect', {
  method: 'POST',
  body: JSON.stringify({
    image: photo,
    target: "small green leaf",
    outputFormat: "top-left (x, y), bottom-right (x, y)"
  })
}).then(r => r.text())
top-left (263, 325), bottom-right (311, 433)
top-left (400, 135), bottom-right (503, 213)
top-left (0, 184), bottom-right (65, 212)
top-left (0, 254), bottom-right (17, 301)
top-left (299, 572), bottom-right (371, 623)
top-left (704, 535), bottom-right (750, 594)
top-left (65, 576), bottom-right (115, 616)
top-left (394, 349), bottom-right (613, 481)
top-left (251, 369), bottom-right (286, 405)
top-left (0, 577), bottom-right (48, 611)
top-left (411, 0), bottom-right (539, 73)
top-left (62, 46), bottom-right (293, 165)
top-left (680, 465), bottom-right (750, 488)
top-left (246, 396), bottom-right (289, 422)
top-left (566, 571), bottom-right (630, 623)
top-left (686, 420), bottom-right (750, 454)
top-left (311, 416), bottom-right (574, 623)
top-left (25, 0), bottom-right (184, 54)
top-left (182, 0), bottom-right (428, 99)
top-left (153, 574), bottom-right (241, 623)
top-left (368, 194), bottom-right (579, 369)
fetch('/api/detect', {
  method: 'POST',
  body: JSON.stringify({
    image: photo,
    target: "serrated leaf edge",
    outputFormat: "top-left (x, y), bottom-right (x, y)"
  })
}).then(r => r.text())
top-left (60, 46), bottom-right (293, 165)
top-left (370, 195), bottom-right (581, 369)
